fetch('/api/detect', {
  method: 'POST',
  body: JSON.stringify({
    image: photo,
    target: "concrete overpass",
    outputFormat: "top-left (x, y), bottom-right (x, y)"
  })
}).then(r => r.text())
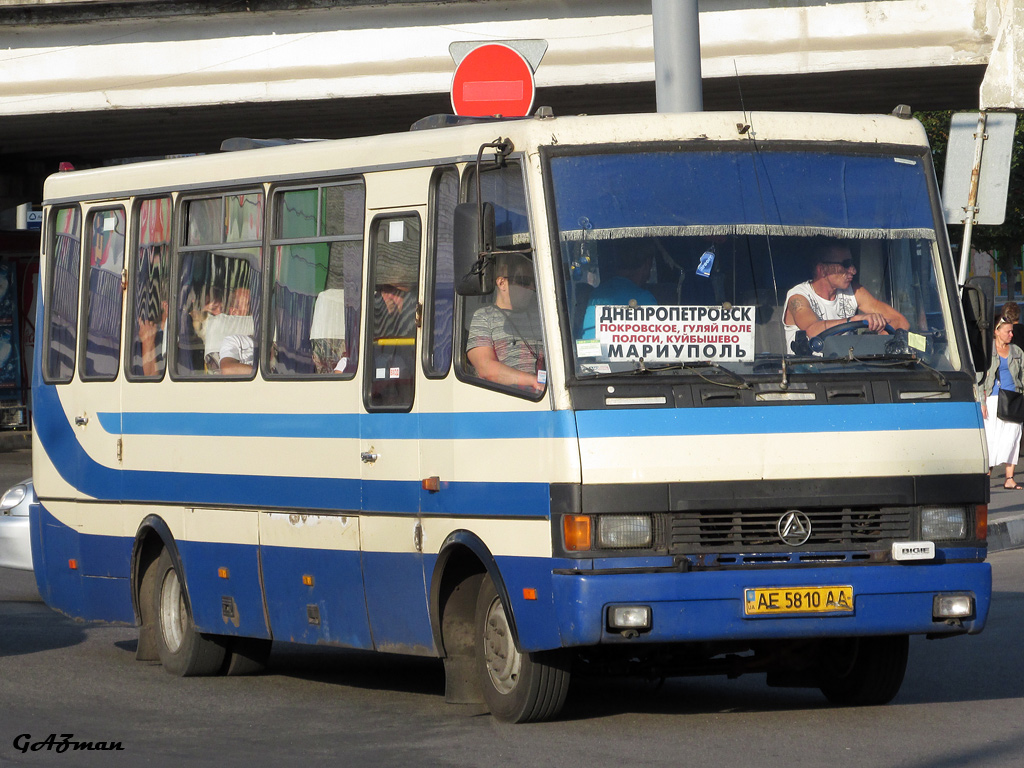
top-left (1, 0), bottom-right (1022, 208)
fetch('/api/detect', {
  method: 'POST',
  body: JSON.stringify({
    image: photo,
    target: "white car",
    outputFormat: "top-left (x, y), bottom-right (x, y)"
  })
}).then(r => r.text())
top-left (0, 478), bottom-right (34, 571)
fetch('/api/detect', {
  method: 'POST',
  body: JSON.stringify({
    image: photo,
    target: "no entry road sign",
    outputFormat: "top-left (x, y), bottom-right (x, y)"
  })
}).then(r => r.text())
top-left (451, 43), bottom-right (536, 118)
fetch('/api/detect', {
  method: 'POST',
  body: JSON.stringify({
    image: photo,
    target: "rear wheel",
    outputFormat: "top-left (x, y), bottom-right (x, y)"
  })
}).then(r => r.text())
top-left (474, 577), bottom-right (570, 722)
top-left (818, 635), bottom-right (909, 706)
top-left (152, 549), bottom-right (226, 676)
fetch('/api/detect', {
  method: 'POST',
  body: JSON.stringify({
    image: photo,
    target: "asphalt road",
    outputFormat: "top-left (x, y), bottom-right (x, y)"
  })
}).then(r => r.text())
top-left (2, 445), bottom-right (1022, 767)
top-left (1, 550), bottom-right (1022, 768)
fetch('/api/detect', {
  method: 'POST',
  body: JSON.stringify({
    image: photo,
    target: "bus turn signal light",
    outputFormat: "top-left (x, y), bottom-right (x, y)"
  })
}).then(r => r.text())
top-left (976, 504), bottom-right (988, 541)
top-left (563, 515), bottom-right (591, 551)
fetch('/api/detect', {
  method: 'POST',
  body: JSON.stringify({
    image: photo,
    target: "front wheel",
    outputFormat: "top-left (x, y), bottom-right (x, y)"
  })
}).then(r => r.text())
top-left (474, 577), bottom-right (570, 723)
top-left (152, 549), bottom-right (226, 676)
top-left (817, 635), bottom-right (909, 706)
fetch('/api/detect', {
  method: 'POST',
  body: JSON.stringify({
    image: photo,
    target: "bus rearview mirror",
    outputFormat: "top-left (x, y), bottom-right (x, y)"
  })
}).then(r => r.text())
top-left (454, 201), bottom-right (495, 296)
top-left (962, 275), bottom-right (994, 375)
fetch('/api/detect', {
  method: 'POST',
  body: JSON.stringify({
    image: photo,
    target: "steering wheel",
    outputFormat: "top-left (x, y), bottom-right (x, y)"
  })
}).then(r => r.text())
top-left (809, 320), bottom-right (896, 353)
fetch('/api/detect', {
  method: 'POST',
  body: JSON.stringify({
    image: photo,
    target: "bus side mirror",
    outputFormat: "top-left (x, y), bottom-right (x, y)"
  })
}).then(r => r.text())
top-left (454, 201), bottom-right (495, 296)
top-left (962, 276), bottom-right (994, 374)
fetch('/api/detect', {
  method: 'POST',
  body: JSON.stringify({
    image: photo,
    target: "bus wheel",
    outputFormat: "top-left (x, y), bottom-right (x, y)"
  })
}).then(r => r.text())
top-left (818, 635), bottom-right (909, 706)
top-left (474, 577), bottom-right (570, 723)
top-left (152, 549), bottom-right (226, 676)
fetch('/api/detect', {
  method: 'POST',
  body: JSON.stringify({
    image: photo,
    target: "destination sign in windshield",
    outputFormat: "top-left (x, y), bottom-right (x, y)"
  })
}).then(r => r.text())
top-left (585, 304), bottom-right (756, 363)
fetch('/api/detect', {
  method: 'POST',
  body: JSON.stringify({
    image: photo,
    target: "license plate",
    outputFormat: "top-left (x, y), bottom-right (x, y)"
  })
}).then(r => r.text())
top-left (744, 585), bottom-right (854, 616)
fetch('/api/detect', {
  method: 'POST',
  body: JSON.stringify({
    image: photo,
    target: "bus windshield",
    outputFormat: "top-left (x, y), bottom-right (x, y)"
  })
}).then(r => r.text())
top-left (550, 146), bottom-right (960, 379)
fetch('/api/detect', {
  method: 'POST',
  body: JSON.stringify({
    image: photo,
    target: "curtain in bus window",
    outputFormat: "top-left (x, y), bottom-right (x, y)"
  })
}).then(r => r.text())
top-left (186, 198), bottom-right (221, 245)
top-left (47, 207), bottom-right (82, 382)
top-left (130, 197), bottom-right (172, 378)
top-left (367, 214), bottom-right (419, 410)
top-left (550, 152), bottom-right (936, 241)
top-left (177, 193), bottom-right (263, 377)
top-left (273, 242), bottom-right (323, 375)
top-left (270, 183), bottom-right (364, 377)
top-left (225, 194), bottom-right (263, 242)
top-left (176, 251), bottom-right (259, 375)
top-left (427, 168), bottom-right (458, 376)
top-left (84, 208), bottom-right (126, 379)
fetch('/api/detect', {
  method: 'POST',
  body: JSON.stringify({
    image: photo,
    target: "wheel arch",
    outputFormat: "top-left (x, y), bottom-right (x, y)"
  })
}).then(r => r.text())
top-left (429, 529), bottom-right (519, 656)
top-left (130, 515), bottom-right (190, 662)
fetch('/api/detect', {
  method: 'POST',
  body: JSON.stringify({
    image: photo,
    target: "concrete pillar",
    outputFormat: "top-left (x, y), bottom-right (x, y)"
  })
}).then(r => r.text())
top-left (652, 0), bottom-right (703, 112)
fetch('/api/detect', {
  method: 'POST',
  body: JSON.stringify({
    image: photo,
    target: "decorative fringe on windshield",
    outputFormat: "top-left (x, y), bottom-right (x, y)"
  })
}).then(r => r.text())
top-left (558, 225), bottom-right (936, 241)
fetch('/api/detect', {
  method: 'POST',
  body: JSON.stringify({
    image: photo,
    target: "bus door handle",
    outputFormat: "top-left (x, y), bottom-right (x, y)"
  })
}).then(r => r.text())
top-left (75, 415), bottom-right (89, 426)
top-left (360, 451), bottom-right (379, 464)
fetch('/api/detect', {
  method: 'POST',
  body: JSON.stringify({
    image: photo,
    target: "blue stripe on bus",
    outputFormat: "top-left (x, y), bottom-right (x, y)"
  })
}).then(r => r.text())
top-left (98, 400), bottom-right (980, 442)
top-left (99, 410), bottom-right (579, 441)
top-left (576, 400), bottom-right (982, 438)
top-left (37, 380), bottom-right (981, 512)
top-left (36, 379), bottom-right (552, 514)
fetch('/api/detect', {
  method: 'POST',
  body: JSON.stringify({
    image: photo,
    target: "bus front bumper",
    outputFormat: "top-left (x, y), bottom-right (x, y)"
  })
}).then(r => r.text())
top-left (550, 561), bottom-right (991, 647)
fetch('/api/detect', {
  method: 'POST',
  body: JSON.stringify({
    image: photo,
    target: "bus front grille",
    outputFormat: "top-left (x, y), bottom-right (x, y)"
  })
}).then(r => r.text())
top-left (667, 507), bottom-right (913, 552)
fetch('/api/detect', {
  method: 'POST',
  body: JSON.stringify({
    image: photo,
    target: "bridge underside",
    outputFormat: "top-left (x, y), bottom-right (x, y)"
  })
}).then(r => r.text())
top-left (1, 0), bottom-right (1018, 209)
top-left (1, 64), bottom-right (987, 164)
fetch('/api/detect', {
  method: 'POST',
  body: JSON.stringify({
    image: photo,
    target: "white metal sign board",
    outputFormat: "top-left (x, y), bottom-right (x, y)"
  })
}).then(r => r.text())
top-left (942, 112), bottom-right (1017, 225)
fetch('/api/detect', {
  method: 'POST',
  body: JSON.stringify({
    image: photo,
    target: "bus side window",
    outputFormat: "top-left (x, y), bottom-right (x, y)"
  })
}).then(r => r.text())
top-left (365, 213), bottom-right (420, 411)
top-left (81, 207), bottom-right (126, 380)
top-left (457, 161), bottom-right (546, 398)
top-left (174, 193), bottom-right (262, 377)
top-left (128, 197), bottom-right (172, 380)
top-left (424, 167), bottom-right (458, 378)
top-left (269, 181), bottom-right (364, 377)
top-left (43, 206), bottom-right (82, 383)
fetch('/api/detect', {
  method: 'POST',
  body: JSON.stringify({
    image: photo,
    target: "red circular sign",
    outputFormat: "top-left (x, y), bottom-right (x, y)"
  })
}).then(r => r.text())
top-left (451, 44), bottom-right (535, 118)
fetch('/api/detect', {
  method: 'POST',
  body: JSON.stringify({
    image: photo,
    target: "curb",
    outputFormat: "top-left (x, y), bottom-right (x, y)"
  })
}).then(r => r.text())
top-left (0, 431), bottom-right (31, 453)
top-left (989, 513), bottom-right (1024, 553)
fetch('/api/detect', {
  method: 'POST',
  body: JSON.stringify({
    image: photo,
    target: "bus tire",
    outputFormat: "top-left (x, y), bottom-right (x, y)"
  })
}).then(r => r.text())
top-left (474, 576), bottom-right (570, 723)
top-left (152, 549), bottom-right (226, 676)
top-left (817, 635), bottom-right (909, 706)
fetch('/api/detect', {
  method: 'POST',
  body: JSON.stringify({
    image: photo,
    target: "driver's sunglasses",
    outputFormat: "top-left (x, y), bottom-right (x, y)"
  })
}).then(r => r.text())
top-left (508, 274), bottom-right (535, 288)
top-left (823, 258), bottom-right (855, 271)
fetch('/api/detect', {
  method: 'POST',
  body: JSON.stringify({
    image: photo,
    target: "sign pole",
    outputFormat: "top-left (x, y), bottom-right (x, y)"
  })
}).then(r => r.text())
top-left (958, 111), bottom-right (988, 289)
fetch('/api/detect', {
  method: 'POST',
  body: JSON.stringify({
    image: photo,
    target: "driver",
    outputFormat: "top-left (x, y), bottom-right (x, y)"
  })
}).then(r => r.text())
top-left (783, 244), bottom-right (908, 354)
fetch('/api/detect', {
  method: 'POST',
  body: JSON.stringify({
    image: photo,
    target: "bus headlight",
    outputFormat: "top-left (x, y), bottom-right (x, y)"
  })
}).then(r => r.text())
top-left (597, 515), bottom-right (652, 549)
top-left (933, 594), bottom-right (974, 620)
top-left (920, 505), bottom-right (968, 540)
top-left (608, 605), bottom-right (652, 630)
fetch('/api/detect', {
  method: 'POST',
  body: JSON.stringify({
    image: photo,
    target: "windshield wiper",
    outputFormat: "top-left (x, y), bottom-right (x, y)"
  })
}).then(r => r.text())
top-left (578, 359), bottom-right (751, 389)
top-left (640, 360), bottom-right (751, 389)
top-left (756, 352), bottom-right (948, 388)
top-left (852, 353), bottom-right (949, 387)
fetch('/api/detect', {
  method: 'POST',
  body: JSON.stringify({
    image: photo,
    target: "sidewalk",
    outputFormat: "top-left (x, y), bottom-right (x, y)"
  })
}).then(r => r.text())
top-left (987, 471), bottom-right (1024, 552)
top-left (0, 430), bottom-right (30, 453)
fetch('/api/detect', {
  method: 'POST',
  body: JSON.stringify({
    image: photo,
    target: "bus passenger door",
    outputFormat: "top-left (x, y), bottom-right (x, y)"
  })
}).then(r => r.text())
top-left (69, 204), bottom-right (128, 504)
top-left (359, 208), bottom-right (435, 654)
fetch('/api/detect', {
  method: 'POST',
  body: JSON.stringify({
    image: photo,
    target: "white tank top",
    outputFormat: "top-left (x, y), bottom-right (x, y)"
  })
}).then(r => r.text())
top-left (783, 281), bottom-right (858, 353)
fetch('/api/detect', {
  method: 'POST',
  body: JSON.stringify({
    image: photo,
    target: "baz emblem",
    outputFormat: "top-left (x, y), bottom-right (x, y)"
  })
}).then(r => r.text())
top-left (777, 510), bottom-right (812, 546)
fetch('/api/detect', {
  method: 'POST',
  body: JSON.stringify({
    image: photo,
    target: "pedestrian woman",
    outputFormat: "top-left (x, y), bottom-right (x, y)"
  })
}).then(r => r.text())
top-left (981, 310), bottom-right (1024, 490)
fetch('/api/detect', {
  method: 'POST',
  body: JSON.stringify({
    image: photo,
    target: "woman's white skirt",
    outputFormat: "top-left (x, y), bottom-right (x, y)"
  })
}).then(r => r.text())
top-left (985, 393), bottom-right (1023, 467)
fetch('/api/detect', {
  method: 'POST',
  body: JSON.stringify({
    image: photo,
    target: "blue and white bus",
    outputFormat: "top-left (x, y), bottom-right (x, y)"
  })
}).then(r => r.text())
top-left (31, 110), bottom-right (993, 722)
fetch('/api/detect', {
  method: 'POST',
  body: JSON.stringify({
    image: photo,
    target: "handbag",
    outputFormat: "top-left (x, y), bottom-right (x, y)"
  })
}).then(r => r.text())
top-left (997, 388), bottom-right (1024, 424)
